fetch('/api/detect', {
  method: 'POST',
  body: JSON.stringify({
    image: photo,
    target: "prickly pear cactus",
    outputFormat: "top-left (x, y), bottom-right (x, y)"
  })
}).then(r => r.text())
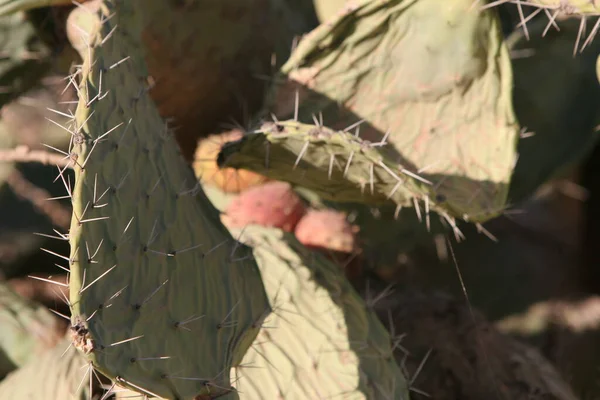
top-left (65, 1), bottom-right (270, 398)
top-left (0, 336), bottom-right (91, 399)
top-left (488, 0), bottom-right (599, 14)
top-left (68, 0), bottom-right (313, 161)
top-left (265, 0), bottom-right (520, 222)
top-left (507, 16), bottom-right (600, 203)
top-left (229, 224), bottom-right (410, 400)
top-left (220, 120), bottom-right (479, 222)
top-left (0, 282), bottom-right (64, 377)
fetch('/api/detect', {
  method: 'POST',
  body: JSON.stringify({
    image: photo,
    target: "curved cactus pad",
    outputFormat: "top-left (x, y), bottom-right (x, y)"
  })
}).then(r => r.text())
top-left (219, 120), bottom-right (498, 222)
top-left (65, 1), bottom-right (269, 398)
top-left (0, 282), bottom-right (64, 377)
top-left (266, 0), bottom-right (519, 222)
top-left (0, 336), bottom-right (90, 399)
top-left (228, 225), bottom-right (409, 399)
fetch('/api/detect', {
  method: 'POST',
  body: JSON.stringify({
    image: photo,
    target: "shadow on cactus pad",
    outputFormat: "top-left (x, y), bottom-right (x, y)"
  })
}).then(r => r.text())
top-left (218, 120), bottom-right (510, 223)
top-left (254, 0), bottom-right (520, 222)
top-left (506, 17), bottom-right (600, 203)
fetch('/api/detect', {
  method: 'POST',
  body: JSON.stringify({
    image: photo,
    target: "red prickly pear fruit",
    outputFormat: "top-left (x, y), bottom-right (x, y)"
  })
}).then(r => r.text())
top-left (193, 129), bottom-right (269, 193)
top-left (294, 209), bottom-right (360, 254)
top-left (222, 181), bottom-right (306, 232)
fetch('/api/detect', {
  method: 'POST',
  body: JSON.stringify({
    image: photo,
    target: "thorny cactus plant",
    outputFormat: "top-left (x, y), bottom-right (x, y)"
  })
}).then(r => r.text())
top-left (228, 224), bottom-right (409, 399)
top-left (218, 120), bottom-right (472, 233)
top-left (484, 0), bottom-right (599, 15)
top-left (56, 0), bottom-right (409, 398)
top-left (505, 15), bottom-right (600, 203)
top-left (67, 0), bottom-right (313, 161)
top-left (260, 0), bottom-right (520, 224)
top-left (63, 1), bottom-right (271, 398)
top-left (0, 0), bottom-right (595, 398)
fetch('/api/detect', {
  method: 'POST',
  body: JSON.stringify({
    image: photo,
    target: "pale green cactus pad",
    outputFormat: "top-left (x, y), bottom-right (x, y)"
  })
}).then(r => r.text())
top-left (264, 0), bottom-right (520, 222)
top-left (0, 282), bottom-right (64, 377)
top-left (228, 224), bottom-right (409, 400)
top-left (65, 1), bottom-right (270, 398)
top-left (484, 0), bottom-right (599, 15)
top-left (0, 336), bottom-right (91, 399)
top-left (219, 120), bottom-right (486, 223)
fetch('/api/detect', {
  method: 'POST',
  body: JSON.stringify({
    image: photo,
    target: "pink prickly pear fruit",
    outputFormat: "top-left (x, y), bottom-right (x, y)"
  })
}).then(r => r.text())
top-left (222, 181), bottom-right (306, 232)
top-left (294, 209), bottom-right (360, 254)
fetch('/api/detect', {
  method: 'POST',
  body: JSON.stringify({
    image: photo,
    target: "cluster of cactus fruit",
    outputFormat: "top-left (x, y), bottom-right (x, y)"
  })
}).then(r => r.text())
top-left (0, 0), bottom-right (598, 399)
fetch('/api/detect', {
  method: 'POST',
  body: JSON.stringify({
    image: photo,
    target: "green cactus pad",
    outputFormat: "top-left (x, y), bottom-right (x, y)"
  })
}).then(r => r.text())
top-left (0, 335), bottom-right (91, 399)
top-left (263, 0), bottom-right (519, 222)
top-left (0, 282), bottom-right (64, 377)
top-left (219, 120), bottom-right (495, 222)
top-left (487, 0), bottom-right (599, 15)
top-left (229, 224), bottom-right (409, 399)
top-left (66, 0), bottom-right (313, 162)
top-left (507, 17), bottom-right (600, 203)
top-left (66, 1), bottom-right (269, 398)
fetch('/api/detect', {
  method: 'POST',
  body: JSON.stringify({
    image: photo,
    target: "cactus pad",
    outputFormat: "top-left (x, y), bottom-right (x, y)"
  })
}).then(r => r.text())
top-left (507, 16), bottom-right (600, 203)
top-left (486, 0), bottom-right (599, 15)
top-left (219, 120), bottom-right (496, 222)
top-left (228, 224), bottom-right (409, 399)
top-left (0, 336), bottom-right (91, 399)
top-left (264, 0), bottom-right (520, 222)
top-left (0, 282), bottom-right (64, 377)
top-left (66, 0), bottom-right (311, 161)
top-left (65, 1), bottom-right (270, 398)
